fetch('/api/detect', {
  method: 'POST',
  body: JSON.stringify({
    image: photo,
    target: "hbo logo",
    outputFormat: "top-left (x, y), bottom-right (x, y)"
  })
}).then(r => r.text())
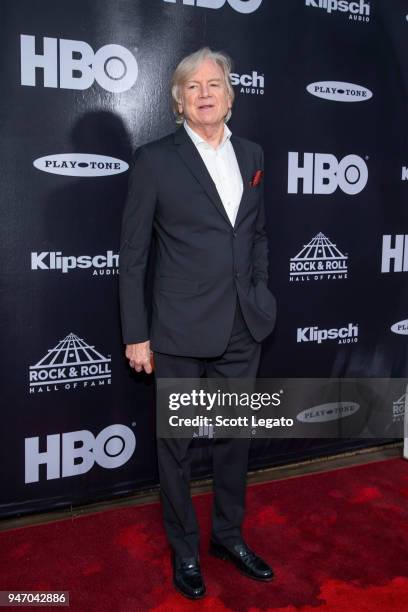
top-left (25, 424), bottom-right (136, 483)
top-left (288, 152), bottom-right (368, 195)
top-left (163, 0), bottom-right (263, 13)
top-left (20, 35), bottom-right (138, 93)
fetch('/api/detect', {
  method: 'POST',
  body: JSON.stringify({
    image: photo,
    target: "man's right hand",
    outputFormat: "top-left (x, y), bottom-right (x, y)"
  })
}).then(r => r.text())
top-left (125, 340), bottom-right (153, 374)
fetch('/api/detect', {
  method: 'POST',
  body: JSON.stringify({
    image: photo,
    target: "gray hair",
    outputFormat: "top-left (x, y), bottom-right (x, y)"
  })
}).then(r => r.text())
top-left (171, 47), bottom-right (235, 124)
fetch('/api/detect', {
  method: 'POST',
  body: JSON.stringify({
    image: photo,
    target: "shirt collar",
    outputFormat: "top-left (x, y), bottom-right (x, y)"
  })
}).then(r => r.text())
top-left (184, 120), bottom-right (232, 150)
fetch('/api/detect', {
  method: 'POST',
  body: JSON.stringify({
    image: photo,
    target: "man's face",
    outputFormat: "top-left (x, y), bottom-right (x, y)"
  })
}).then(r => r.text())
top-left (178, 58), bottom-right (232, 130)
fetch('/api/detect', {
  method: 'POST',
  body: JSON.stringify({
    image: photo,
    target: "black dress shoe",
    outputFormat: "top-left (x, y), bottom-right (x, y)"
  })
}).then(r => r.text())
top-left (173, 555), bottom-right (206, 599)
top-left (209, 540), bottom-right (274, 582)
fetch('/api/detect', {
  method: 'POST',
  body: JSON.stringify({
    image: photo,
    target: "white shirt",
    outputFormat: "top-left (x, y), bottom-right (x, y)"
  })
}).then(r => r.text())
top-left (184, 120), bottom-right (243, 227)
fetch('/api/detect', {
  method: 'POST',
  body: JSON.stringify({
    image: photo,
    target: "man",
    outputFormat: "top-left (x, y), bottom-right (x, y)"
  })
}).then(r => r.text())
top-left (119, 47), bottom-right (277, 600)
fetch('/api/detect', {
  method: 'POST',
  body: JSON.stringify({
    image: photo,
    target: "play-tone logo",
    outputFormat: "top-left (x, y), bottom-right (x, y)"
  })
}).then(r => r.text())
top-left (381, 235), bottom-right (408, 273)
top-left (288, 152), bottom-right (368, 195)
top-left (33, 154), bottom-right (128, 177)
top-left (305, 0), bottom-right (370, 21)
top-left (20, 35), bottom-right (138, 92)
top-left (290, 232), bottom-right (348, 282)
top-left (31, 251), bottom-right (118, 276)
top-left (307, 81), bottom-right (372, 102)
top-left (230, 71), bottom-right (264, 95)
top-left (29, 333), bottom-right (111, 393)
top-left (391, 320), bottom-right (408, 335)
top-left (297, 323), bottom-right (358, 344)
top-left (163, 0), bottom-right (263, 13)
top-left (25, 424), bottom-right (136, 483)
top-left (297, 402), bottom-right (360, 423)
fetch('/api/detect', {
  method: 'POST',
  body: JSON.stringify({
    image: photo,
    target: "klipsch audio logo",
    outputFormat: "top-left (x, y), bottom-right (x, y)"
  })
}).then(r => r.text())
top-left (20, 35), bottom-right (138, 92)
top-left (297, 402), bottom-right (360, 423)
top-left (381, 235), bottom-right (408, 273)
top-left (307, 81), bottom-right (372, 102)
top-left (29, 333), bottom-right (111, 393)
top-left (288, 152), bottom-right (368, 195)
top-left (290, 233), bottom-right (348, 282)
top-left (25, 424), bottom-right (136, 483)
top-left (31, 251), bottom-right (118, 276)
top-left (230, 71), bottom-right (264, 95)
top-left (163, 0), bottom-right (263, 13)
top-left (297, 323), bottom-right (359, 344)
top-left (402, 167), bottom-right (408, 181)
top-left (305, 0), bottom-right (370, 22)
top-left (33, 154), bottom-right (128, 177)
top-left (391, 320), bottom-right (408, 336)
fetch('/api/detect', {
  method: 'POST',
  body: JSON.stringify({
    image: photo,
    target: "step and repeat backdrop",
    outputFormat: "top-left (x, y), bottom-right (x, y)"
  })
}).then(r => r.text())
top-left (1, 0), bottom-right (407, 517)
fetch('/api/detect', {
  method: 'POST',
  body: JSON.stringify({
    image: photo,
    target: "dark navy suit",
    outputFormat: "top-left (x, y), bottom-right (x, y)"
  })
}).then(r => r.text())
top-left (119, 124), bottom-right (277, 557)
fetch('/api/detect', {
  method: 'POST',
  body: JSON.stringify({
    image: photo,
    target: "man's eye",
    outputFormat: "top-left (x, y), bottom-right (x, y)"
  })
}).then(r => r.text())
top-left (188, 84), bottom-right (197, 89)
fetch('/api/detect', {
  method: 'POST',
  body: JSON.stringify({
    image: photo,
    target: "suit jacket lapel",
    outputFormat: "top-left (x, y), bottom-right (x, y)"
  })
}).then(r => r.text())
top-left (230, 135), bottom-right (251, 228)
top-left (174, 126), bottom-right (232, 226)
top-left (174, 126), bottom-right (253, 228)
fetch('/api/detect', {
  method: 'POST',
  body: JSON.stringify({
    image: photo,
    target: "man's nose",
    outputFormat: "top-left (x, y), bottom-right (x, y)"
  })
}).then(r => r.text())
top-left (199, 84), bottom-right (210, 97)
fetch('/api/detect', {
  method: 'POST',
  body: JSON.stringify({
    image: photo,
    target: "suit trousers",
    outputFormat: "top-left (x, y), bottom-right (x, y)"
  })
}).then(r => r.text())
top-left (154, 295), bottom-right (261, 558)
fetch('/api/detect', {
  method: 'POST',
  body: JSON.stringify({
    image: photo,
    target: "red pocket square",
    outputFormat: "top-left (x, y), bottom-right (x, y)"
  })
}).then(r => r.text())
top-left (250, 170), bottom-right (264, 187)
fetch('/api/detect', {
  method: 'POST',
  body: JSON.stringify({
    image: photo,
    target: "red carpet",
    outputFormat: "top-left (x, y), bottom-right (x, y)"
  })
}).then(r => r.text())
top-left (2, 458), bottom-right (408, 611)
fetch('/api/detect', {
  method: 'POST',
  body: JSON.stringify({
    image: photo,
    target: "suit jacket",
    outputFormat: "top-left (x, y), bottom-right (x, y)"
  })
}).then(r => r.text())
top-left (119, 124), bottom-right (277, 357)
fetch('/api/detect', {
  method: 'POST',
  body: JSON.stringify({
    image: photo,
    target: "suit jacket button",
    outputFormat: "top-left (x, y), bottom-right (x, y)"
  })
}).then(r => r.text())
top-left (235, 272), bottom-right (240, 278)
top-left (233, 231), bottom-right (237, 238)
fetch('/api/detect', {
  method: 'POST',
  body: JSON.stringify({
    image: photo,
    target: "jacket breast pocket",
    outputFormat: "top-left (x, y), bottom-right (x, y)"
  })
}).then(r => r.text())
top-left (248, 183), bottom-right (261, 193)
top-left (158, 276), bottom-right (199, 295)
